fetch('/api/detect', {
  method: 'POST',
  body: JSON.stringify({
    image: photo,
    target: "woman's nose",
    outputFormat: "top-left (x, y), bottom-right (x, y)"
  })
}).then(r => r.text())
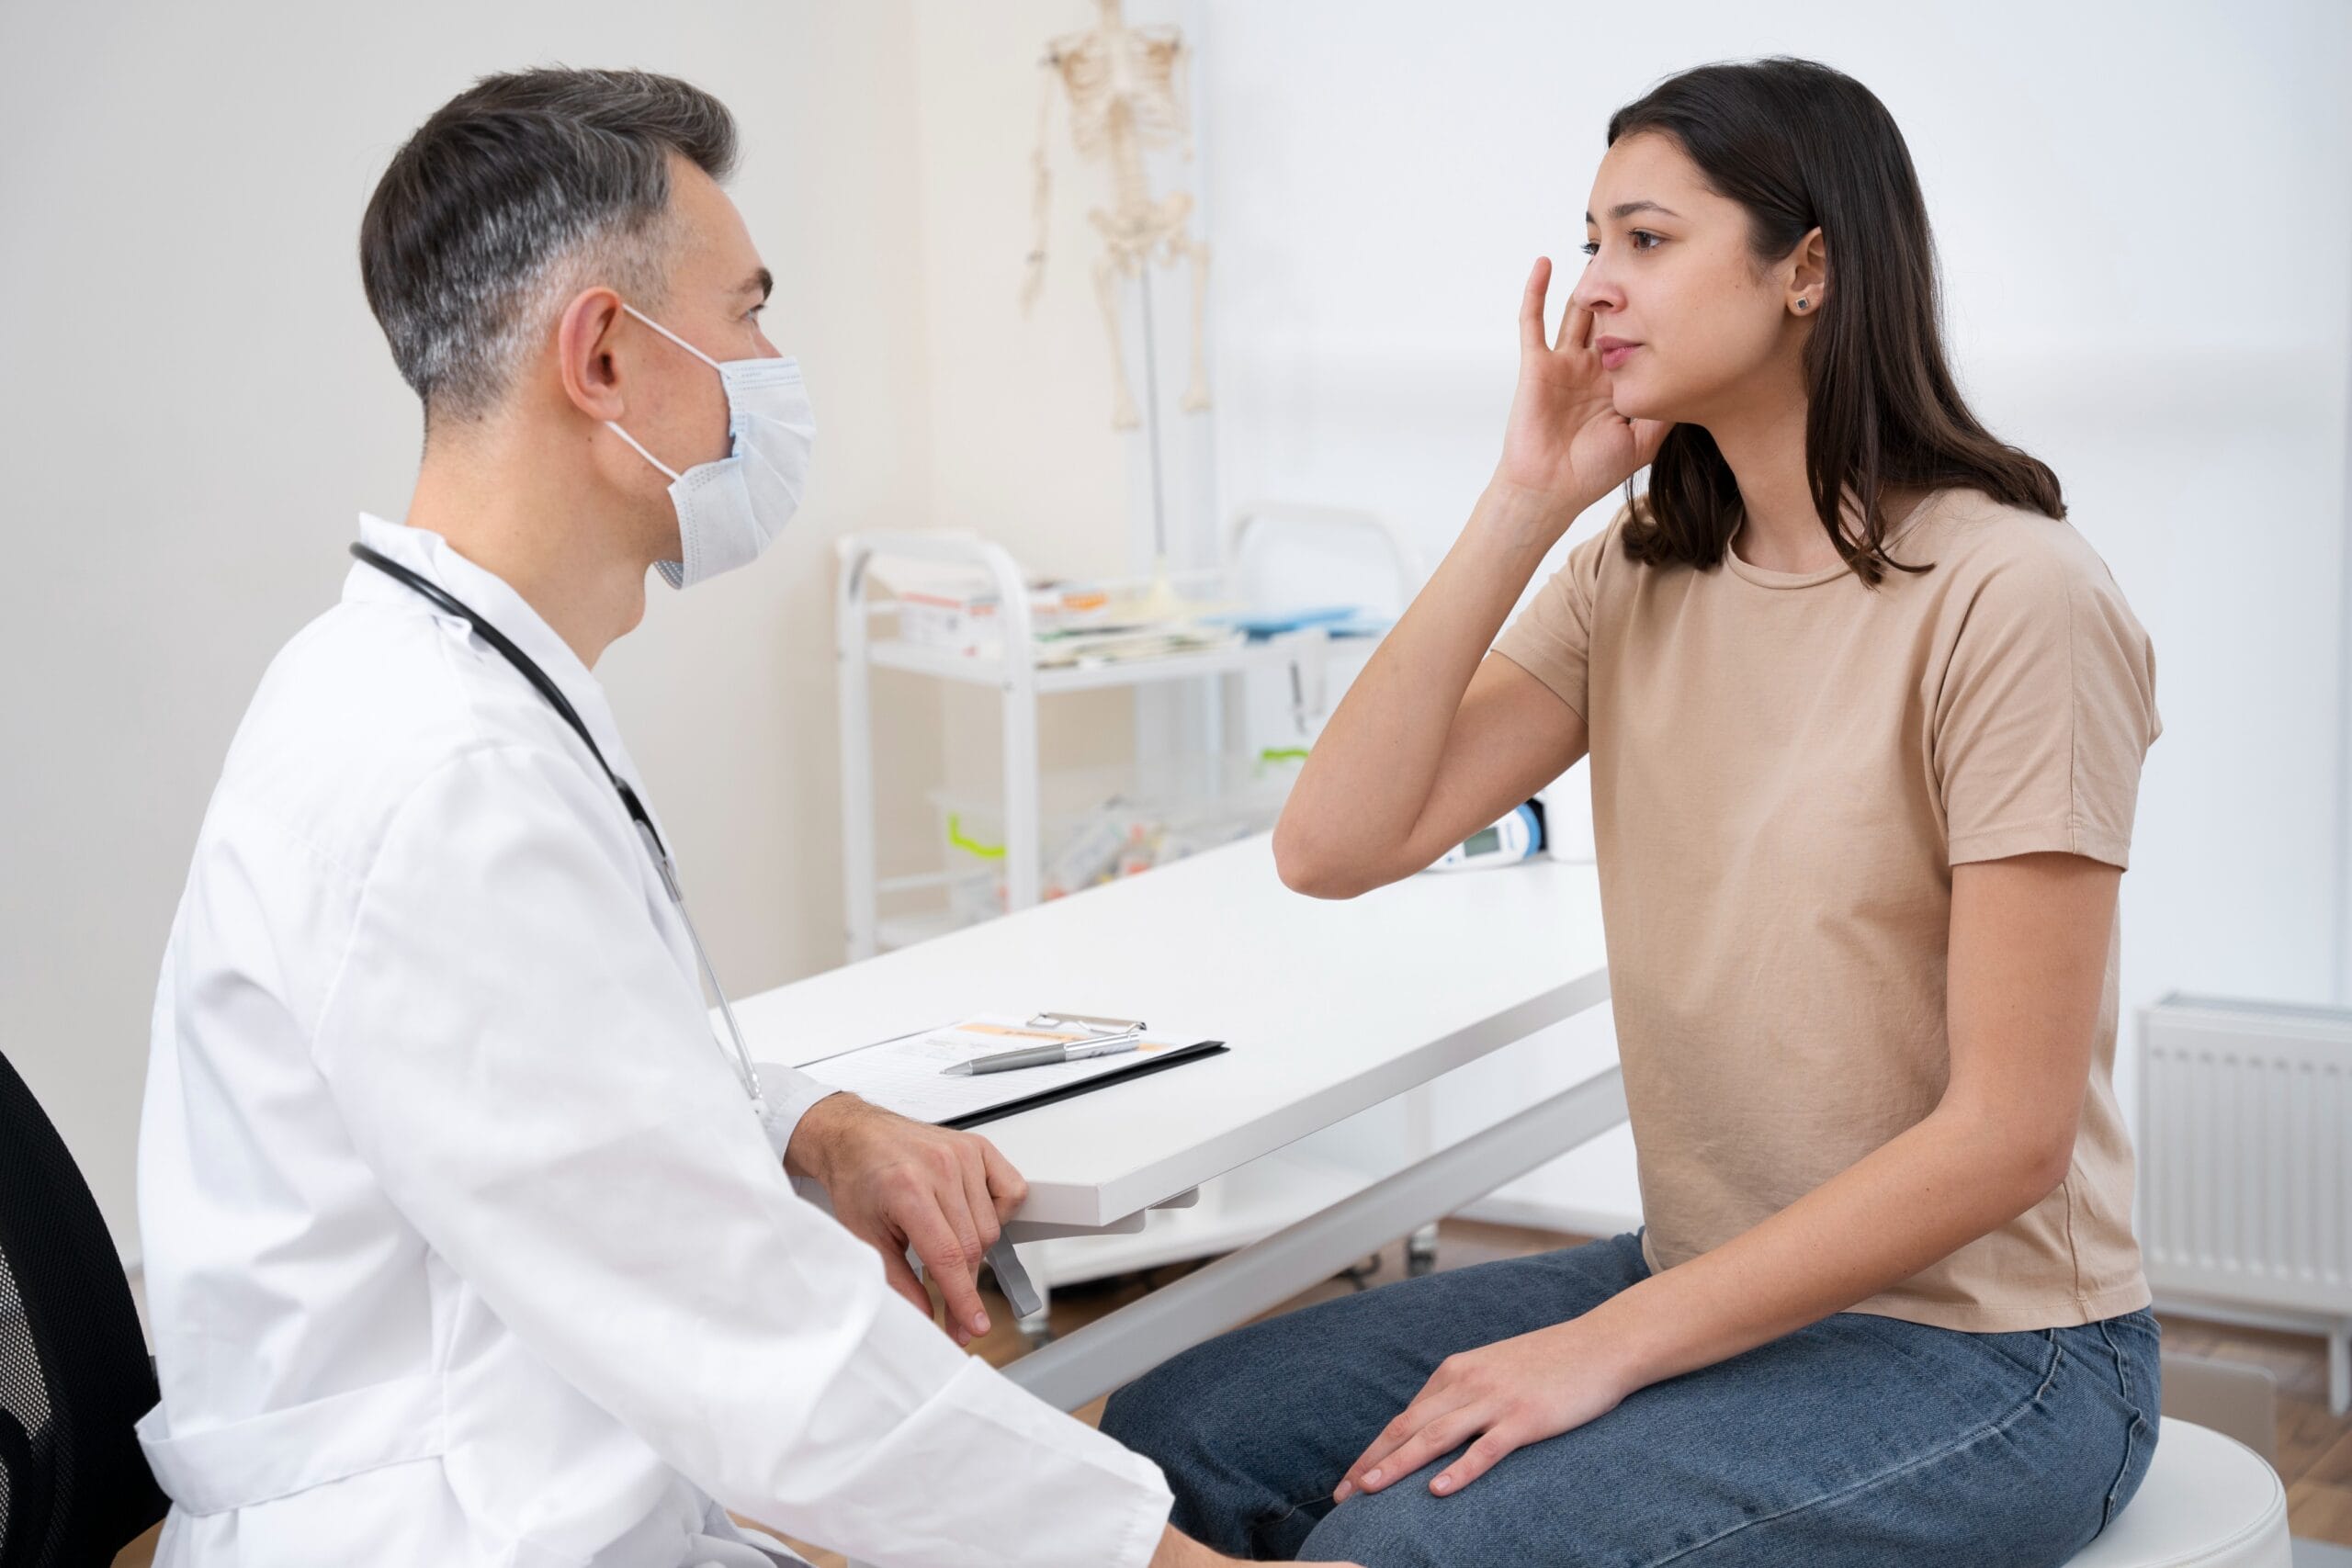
top-left (1569, 257), bottom-right (1622, 315)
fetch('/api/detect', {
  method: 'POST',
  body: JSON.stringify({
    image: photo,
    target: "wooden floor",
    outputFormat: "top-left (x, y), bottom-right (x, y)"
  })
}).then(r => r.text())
top-left (113, 1220), bottom-right (2352, 1564)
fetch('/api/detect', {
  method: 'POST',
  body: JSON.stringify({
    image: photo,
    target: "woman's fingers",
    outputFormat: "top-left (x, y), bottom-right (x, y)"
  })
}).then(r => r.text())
top-left (1430, 1427), bottom-right (1524, 1496)
top-left (1336, 1387), bottom-right (1473, 1498)
top-left (1336, 1411), bottom-right (1423, 1498)
top-left (1518, 256), bottom-right (1553, 357)
top-left (1344, 1404), bottom-right (1489, 1498)
top-left (1553, 291), bottom-right (1593, 356)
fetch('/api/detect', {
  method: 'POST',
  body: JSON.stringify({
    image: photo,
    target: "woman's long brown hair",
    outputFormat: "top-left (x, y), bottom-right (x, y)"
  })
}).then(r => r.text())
top-left (1608, 58), bottom-right (2065, 587)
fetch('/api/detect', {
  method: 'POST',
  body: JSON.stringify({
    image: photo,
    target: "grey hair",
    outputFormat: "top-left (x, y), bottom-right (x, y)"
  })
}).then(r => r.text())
top-left (359, 67), bottom-right (738, 430)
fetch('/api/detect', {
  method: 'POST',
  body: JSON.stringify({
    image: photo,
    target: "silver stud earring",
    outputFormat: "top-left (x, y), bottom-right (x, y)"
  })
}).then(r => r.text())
top-left (1797, 299), bottom-right (1810, 310)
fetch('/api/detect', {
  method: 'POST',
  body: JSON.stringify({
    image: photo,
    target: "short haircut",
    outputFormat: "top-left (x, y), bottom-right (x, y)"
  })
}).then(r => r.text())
top-left (359, 67), bottom-right (738, 430)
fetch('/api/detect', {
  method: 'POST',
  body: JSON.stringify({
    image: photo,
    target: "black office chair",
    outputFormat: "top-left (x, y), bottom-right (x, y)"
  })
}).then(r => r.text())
top-left (0, 1049), bottom-right (167, 1567)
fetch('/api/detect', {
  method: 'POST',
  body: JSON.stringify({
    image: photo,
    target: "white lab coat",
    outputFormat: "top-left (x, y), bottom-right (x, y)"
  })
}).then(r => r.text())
top-left (134, 515), bottom-right (1172, 1568)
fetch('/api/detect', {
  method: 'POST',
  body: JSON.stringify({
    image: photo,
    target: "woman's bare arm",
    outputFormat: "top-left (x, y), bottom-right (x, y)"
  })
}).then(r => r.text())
top-left (1272, 255), bottom-right (1665, 898)
top-left (1331, 852), bottom-right (2120, 1501)
top-left (1272, 488), bottom-right (1589, 897)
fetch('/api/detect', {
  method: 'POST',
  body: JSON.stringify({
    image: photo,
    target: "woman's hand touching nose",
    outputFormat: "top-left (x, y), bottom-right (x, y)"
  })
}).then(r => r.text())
top-left (1492, 256), bottom-right (1668, 513)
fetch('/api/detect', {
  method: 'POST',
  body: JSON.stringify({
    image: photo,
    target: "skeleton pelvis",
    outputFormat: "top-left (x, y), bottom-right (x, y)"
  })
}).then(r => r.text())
top-left (1086, 190), bottom-right (1195, 249)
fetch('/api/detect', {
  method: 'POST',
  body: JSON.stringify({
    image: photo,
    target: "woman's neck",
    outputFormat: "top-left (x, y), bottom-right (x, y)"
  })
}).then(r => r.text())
top-left (1709, 397), bottom-right (1833, 573)
top-left (1707, 399), bottom-right (1926, 572)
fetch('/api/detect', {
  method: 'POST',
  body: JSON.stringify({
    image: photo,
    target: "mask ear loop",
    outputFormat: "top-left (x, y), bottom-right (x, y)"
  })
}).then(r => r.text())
top-left (620, 300), bottom-right (726, 370)
top-left (605, 420), bottom-right (684, 481)
top-left (604, 300), bottom-right (731, 481)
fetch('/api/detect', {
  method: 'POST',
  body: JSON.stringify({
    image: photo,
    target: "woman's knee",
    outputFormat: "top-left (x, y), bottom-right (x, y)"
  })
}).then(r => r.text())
top-left (1099, 1360), bottom-right (1193, 1461)
top-left (1100, 1327), bottom-right (1271, 1467)
top-left (1295, 1480), bottom-right (1462, 1568)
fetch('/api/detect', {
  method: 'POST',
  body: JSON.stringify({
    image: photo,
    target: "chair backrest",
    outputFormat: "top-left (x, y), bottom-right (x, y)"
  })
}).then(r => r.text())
top-left (0, 1050), bottom-right (166, 1567)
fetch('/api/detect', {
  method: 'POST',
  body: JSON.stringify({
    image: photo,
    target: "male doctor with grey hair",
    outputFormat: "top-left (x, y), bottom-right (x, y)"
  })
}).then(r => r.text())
top-left (132, 68), bottom-right (1301, 1568)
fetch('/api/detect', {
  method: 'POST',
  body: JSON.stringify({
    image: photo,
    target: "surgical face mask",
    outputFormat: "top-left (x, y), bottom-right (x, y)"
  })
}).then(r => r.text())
top-left (604, 302), bottom-right (816, 590)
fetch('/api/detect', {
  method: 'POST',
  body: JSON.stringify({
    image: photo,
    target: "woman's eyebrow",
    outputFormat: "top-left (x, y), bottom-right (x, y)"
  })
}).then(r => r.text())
top-left (1585, 200), bottom-right (1682, 223)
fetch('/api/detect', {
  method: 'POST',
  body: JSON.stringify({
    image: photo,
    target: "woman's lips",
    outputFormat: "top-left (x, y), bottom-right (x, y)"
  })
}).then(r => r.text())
top-left (1597, 337), bottom-right (1641, 370)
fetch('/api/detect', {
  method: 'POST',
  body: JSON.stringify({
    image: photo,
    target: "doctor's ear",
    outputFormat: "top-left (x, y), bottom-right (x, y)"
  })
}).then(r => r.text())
top-left (555, 288), bottom-right (630, 423)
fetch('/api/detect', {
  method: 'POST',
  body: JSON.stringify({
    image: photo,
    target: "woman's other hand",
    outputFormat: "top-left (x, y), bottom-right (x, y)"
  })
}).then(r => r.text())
top-left (1332, 1315), bottom-right (1639, 1502)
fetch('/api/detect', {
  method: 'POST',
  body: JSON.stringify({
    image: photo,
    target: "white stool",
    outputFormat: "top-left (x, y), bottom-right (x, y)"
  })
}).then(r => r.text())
top-left (2064, 1417), bottom-right (2291, 1567)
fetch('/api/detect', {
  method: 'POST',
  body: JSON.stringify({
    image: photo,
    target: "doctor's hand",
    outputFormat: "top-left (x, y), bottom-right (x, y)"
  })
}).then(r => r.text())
top-left (1332, 1315), bottom-right (1640, 1503)
top-left (785, 1094), bottom-right (1026, 1347)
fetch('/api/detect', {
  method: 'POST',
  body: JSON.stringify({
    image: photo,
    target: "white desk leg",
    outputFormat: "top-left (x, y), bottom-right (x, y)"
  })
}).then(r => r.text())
top-left (1406, 1221), bottom-right (1442, 1277)
top-left (1405, 1079), bottom-right (1439, 1276)
top-left (1016, 1292), bottom-right (1054, 1348)
top-left (1005, 1067), bottom-right (1629, 1413)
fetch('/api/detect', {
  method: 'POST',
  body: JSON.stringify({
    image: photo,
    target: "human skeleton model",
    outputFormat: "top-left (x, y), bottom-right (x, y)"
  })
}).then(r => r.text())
top-left (1023, 0), bottom-right (1212, 432)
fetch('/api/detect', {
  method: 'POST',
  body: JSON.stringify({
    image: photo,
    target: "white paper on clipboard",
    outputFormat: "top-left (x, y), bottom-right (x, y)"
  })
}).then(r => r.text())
top-left (795, 1015), bottom-right (1208, 1125)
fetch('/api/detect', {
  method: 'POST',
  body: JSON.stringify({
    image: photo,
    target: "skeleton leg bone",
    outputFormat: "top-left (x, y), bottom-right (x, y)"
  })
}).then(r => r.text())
top-left (1092, 247), bottom-right (1142, 430)
top-left (1167, 231), bottom-right (1213, 413)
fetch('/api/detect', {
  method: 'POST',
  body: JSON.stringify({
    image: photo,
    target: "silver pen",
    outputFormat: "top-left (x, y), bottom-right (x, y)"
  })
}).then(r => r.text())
top-left (942, 1031), bottom-right (1143, 1076)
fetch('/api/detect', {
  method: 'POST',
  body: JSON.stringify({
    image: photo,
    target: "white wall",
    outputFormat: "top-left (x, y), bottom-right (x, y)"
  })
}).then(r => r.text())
top-left (904, 0), bottom-right (1148, 834)
top-left (0, 0), bottom-right (1183, 1261)
top-left (0, 1), bottom-right (949, 1254)
top-left (6, 0), bottom-right (2346, 1258)
top-left (1193, 0), bottom-right (2352, 1226)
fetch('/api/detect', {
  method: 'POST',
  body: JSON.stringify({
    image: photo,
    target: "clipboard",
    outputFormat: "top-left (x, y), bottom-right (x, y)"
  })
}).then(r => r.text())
top-left (795, 1015), bottom-right (1228, 1130)
top-left (944, 1037), bottom-right (1227, 1129)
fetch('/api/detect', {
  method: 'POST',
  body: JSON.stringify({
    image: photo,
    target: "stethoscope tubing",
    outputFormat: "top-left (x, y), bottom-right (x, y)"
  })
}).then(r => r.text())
top-left (349, 544), bottom-right (767, 1111)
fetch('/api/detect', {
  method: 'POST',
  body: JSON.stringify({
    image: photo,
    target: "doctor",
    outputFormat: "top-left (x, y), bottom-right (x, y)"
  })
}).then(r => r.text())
top-left (134, 67), bottom-right (1283, 1568)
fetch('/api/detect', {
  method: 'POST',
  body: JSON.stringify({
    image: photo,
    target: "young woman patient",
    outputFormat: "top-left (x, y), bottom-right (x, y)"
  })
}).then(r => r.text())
top-left (1100, 56), bottom-right (2162, 1567)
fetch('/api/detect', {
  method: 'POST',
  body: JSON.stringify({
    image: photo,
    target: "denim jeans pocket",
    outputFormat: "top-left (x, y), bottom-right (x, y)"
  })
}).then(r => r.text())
top-left (2092, 1311), bottom-right (2163, 1425)
top-left (1982, 1326), bottom-right (2060, 1383)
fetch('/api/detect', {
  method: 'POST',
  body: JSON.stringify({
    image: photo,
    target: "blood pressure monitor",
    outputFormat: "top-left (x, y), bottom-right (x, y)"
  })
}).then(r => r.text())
top-left (1426, 799), bottom-right (1546, 873)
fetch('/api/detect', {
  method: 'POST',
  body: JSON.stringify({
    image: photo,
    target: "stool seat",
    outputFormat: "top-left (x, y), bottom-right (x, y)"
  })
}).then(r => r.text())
top-left (2064, 1417), bottom-right (2290, 1567)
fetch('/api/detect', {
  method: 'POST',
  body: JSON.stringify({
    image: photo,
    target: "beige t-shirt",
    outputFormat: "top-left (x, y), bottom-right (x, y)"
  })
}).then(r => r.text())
top-left (1494, 488), bottom-right (2161, 1331)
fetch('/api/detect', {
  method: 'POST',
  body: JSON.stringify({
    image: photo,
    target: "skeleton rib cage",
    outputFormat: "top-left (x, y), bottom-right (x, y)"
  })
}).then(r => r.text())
top-left (1025, 0), bottom-right (1212, 430)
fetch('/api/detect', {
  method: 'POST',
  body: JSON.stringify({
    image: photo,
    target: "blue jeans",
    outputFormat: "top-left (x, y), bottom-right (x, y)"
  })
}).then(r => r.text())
top-left (1102, 1233), bottom-right (2159, 1565)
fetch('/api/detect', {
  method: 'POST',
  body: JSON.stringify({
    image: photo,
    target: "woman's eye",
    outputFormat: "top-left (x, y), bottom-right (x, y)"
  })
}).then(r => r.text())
top-left (1579, 232), bottom-right (1662, 258)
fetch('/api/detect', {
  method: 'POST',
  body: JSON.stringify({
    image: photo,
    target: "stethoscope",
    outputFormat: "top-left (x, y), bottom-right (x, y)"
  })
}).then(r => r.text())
top-left (350, 544), bottom-right (769, 1117)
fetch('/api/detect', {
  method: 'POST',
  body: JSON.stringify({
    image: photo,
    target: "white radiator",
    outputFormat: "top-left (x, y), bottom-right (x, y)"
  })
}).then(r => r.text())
top-left (2137, 992), bottom-right (2352, 1414)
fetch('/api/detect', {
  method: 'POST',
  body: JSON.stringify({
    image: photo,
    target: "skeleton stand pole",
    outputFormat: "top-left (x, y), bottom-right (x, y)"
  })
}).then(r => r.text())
top-left (1134, 264), bottom-right (1186, 619)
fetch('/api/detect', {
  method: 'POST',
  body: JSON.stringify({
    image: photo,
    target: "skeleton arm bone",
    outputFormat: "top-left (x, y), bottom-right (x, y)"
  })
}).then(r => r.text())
top-left (1174, 37), bottom-right (1193, 162)
top-left (1022, 54), bottom-right (1057, 313)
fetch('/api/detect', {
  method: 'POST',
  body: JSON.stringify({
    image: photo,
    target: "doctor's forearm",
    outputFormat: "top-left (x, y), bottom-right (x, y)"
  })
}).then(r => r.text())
top-left (1578, 1107), bottom-right (2065, 1393)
